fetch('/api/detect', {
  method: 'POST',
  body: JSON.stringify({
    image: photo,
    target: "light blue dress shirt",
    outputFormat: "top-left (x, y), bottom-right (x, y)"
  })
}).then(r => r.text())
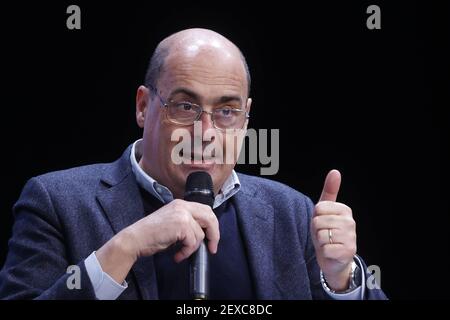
top-left (84, 139), bottom-right (363, 299)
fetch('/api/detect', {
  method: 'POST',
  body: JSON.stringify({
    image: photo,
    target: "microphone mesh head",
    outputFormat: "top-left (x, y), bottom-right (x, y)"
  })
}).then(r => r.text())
top-left (185, 171), bottom-right (213, 193)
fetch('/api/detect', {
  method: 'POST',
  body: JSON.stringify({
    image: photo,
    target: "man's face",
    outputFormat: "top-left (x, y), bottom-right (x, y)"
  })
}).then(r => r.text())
top-left (137, 45), bottom-right (251, 198)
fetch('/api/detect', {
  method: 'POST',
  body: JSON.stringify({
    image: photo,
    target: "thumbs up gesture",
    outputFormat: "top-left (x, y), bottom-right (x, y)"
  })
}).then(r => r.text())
top-left (311, 170), bottom-right (357, 292)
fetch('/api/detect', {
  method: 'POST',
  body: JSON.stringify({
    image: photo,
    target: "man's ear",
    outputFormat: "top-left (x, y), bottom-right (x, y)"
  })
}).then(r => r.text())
top-left (136, 85), bottom-right (150, 128)
top-left (242, 98), bottom-right (252, 131)
top-left (246, 98), bottom-right (252, 114)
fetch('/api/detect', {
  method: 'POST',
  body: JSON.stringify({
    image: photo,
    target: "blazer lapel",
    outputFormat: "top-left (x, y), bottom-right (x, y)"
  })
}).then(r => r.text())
top-left (233, 191), bottom-right (279, 299)
top-left (96, 149), bottom-right (159, 300)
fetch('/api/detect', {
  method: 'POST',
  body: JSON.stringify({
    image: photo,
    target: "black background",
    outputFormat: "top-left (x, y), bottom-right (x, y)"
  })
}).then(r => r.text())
top-left (0, 1), bottom-right (448, 299)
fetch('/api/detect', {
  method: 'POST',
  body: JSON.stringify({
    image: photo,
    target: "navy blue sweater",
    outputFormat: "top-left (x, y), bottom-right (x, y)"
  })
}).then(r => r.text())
top-left (141, 189), bottom-right (255, 299)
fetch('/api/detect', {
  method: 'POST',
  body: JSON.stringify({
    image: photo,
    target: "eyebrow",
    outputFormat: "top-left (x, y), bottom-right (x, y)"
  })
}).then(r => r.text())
top-left (169, 87), bottom-right (200, 101)
top-left (169, 87), bottom-right (243, 105)
top-left (216, 95), bottom-right (243, 105)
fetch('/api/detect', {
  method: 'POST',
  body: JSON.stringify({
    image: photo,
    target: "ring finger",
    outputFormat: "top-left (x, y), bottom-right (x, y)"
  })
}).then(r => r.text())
top-left (316, 228), bottom-right (344, 247)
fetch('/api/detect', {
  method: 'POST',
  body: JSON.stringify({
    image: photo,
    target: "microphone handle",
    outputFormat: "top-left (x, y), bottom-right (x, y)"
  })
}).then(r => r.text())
top-left (191, 241), bottom-right (209, 300)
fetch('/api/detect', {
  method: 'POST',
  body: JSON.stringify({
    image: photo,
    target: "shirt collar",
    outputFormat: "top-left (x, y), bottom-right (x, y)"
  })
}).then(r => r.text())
top-left (130, 139), bottom-right (241, 209)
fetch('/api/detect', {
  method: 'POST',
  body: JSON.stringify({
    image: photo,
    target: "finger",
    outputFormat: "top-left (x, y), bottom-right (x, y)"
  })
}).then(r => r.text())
top-left (207, 234), bottom-right (219, 255)
top-left (191, 217), bottom-right (205, 242)
top-left (192, 219), bottom-right (219, 257)
top-left (190, 218), bottom-right (208, 251)
top-left (187, 204), bottom-right (220, 253)
top-left (316, 228), bottom-right (345, 247)
top-left (314, 201), bottom-right (352, 216)
top-left (188, 216), bottom-right (218, 255)
top-left (311, 215), bottom-right (352, 231)
top-left (174, 227), bottom-right (198, 263)
top-left (319, 169), bottom-right (341, 202)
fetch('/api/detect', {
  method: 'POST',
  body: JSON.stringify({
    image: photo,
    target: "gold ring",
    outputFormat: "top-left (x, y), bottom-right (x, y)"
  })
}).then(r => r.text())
top-left (328, 229), bottom-right (333, 244)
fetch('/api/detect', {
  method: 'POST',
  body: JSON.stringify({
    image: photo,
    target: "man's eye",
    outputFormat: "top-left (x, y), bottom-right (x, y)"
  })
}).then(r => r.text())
top-left (217, 108), bottom-right (238, 117)
top-left (177, 103), bottom-right (193, 111)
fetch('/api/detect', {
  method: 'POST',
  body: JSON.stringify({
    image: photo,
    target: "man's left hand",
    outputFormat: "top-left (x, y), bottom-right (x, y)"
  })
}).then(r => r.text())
top-left (311, 169), bottom-right (357, 291)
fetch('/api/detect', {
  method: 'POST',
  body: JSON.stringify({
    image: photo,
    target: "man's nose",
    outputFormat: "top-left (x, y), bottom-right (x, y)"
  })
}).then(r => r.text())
top-left (199, 110), bottom-right (215, 131)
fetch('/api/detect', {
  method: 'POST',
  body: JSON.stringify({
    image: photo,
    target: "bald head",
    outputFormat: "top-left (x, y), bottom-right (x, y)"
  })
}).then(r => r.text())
top-left (144, 28), bottom-right (251, 97)
top-left (136, 28), bottom-right (253, 199)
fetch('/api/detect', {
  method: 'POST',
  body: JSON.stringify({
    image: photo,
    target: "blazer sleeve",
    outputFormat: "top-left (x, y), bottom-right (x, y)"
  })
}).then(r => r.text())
top-left (0, 177), bottom-right (96, 299)
top-left (302, 196), bottom-right (332, 300)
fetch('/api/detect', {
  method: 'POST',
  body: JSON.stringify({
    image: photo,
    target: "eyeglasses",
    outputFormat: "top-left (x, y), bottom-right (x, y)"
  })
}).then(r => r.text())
top-left (148, 86), bottom-right (250, 131)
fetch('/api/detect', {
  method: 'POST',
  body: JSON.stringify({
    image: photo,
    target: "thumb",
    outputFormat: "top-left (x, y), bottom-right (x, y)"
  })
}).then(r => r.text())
top-left (318, 169), bottom-right (341, 202)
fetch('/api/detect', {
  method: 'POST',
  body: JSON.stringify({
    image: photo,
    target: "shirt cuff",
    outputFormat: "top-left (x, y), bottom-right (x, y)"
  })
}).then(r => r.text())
top-left (84, 251), bottom-right (128, 300)
top-left (323, 283), bottom-right (363, 300)
top-left (320, 258), bottom-right (366, 300)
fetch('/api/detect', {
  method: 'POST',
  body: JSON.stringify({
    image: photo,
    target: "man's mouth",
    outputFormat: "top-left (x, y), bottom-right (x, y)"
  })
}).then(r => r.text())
top-left (179, 150), bottom-right (217, 165)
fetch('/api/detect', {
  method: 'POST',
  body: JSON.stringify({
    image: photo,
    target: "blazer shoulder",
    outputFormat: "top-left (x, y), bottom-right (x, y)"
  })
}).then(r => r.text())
top-left (27, 158), bottom-right (129, 203)
top-left (29, 146), bottom-right (133, 194)
top-left (33, 162), bottom-right (109, 189)
top-left (236, 172), bottom-right (313, 208)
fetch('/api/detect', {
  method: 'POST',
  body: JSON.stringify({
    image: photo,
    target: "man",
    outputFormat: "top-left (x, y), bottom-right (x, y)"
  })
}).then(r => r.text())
top-left (0, 28), bottom-right (386, 299)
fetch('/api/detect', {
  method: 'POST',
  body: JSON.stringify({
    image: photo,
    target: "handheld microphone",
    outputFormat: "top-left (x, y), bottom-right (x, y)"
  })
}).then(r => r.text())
top-left (184, 171), bottom-right (214, 300)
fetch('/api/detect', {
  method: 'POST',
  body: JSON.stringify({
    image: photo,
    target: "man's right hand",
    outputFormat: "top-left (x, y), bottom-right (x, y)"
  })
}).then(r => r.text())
top-left (95, 199), bottom-right (220, 284)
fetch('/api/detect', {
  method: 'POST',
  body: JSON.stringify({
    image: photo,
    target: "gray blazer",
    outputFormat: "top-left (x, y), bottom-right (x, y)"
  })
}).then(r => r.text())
top-left (0, 145), bottom-right (386, 299)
